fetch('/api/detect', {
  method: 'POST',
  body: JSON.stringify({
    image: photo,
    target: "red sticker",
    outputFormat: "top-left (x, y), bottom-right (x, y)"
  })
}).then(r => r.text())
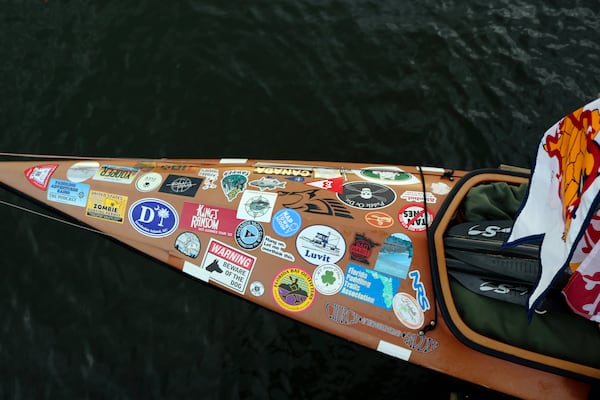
top-left (25, 164), bottom-right (58, 190)
top-left (398, 204), bottom-right (433, 232)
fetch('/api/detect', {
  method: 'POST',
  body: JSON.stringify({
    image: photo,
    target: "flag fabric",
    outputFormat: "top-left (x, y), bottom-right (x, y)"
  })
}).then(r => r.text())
top-left (562, 238), bottom-right (600, 322)
top-left (503, 98), bottom-right (600, 314)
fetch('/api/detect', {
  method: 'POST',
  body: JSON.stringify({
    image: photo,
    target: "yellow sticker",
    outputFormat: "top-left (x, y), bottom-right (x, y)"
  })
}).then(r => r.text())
top-left (272, 267), bottom-right (315, 312)
top-left (85, 190), bottom-right (128, 223)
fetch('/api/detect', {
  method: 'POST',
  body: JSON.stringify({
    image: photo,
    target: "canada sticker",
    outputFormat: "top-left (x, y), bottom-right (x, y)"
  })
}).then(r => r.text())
top-left (393, 292), bottom-right (424, 330)
top-left (398, 204), bottom-right (433, 232)
top-left (135, 172), bottom-right (163, 192)
top-left (235, 220), bottom-right (265, 250)
top-left (200, 238), bottom-right (256, 294)
top-left (174, 232), bottom-right (201, 258)
top-left (67, 161), bottom-right (99, 183)
top-left (313, 263), bottom-right (344, 295)
top-left (365, 211), bottom-right (394, 228)
top-left (86, 190), bottom-right (127, 223)
top-left (128, 198), bottom-right (178, 238)
top-left (25, 164), bottom-right (58, 190)
top-left (337, 182), bottom-right (396, 210)
top-left (272, 267), bottom-right (315, 312)
top-left (296, 225), bottom-right (346, 266)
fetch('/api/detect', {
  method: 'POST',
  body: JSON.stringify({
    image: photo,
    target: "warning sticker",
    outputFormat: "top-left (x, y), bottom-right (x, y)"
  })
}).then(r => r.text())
top-left (398, 204), bottom-right (433, 232)
top-left (200, 239), bottom-right (256, 294)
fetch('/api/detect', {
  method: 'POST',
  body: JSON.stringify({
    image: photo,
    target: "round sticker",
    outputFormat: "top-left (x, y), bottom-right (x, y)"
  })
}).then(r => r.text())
top-left (128, 198), bottom-right (178, 238)
top-left (249, 281), bottom-right (265, 297)
top-left (235, 220), bottom-right (264, 250)
top-left (174, 232), bottom-right (200, 258)
top-left (136, 172), bottom-right (163, 192)
top-left (393, 292), bottom-right (424, 330)
top-left (313, 264), bottom-right (344, 295)
top-left (296, 224), bottom-right (346, 266)
top-left (272, 208), bottom-right (302, 237)
top-left (365, 211), bottom-right (394, 228)
top-left (354, 166), bottom-right (420, 185)
top-left (272, 267), bottom-right (315, 312)
top-left (67, 161), bottom-right (99, 183)
top-left (398, 204), bottom-right (433, 232)
top-left (337, 182), bottom-right (396, 210)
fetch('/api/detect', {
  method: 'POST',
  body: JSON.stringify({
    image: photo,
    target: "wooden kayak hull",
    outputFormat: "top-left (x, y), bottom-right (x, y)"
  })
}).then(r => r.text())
top-left (0, 156), bottom-right (596, 399)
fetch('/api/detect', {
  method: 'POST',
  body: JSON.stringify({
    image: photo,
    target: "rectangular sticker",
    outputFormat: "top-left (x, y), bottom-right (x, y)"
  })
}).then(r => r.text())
top-left (159, 174), bottom-right (202, 197)
top-left (179, 202), bottom-right (242, 238)
top-left (93, 165), bottom-right (139, 184)
top-left (47, 178), bottom-right (90, 207)
top-left (340, 263), bottom-right (400, 310)
top-left (200, 239), bottom-right (256, 294)
top-left (85, 190), bottom-right (128, 223)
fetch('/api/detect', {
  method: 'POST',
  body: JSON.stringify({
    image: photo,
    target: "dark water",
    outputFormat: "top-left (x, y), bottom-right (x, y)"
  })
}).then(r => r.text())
top-left (1, 1), bottom-right (599, 399)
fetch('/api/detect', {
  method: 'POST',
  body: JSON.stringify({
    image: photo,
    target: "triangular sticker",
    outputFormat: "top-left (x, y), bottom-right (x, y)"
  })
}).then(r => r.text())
top-left (25, 164), bottom-right (58, 190)
top-left (305, 177), bottom-right (344, 194)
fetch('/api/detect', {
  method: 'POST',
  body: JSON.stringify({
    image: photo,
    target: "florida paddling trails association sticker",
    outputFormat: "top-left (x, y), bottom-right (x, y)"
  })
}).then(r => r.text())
top-left (337, 182), bottom-right (396, 210)
top-left (398, 204), bottom-right (434, 233)
top-left (296, 224), bottom-right (346, 266)
top-left (313, 263), bottom-right (344, 295)
top-left (272, 267), bottom-right (315, 312)
top-left (128, 198), bottom-right (179, 238)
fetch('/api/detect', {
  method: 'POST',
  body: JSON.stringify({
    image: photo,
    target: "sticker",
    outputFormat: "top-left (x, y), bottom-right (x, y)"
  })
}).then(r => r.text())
top-left (25, 164), bottom-right (58, 190)
top-left (271, 208), bottom-right (302, 237)
top-left (249, 177), bottom-right (286, 191)
top-left (254, 165), bottom-right (312, 178)
top-left (174, 232), bottom-right (201, 258)
top-left (313, 168), bottom-right (342, 179)
top-left (159, 174), bottom-right (202, 197)
top-left (354, 166), bottom-right (419, 185)
top-left (67, 161), bottom-right (99, 183)
top-left (85, 190), bottom-right (127, 223)
top-left (272, 267), bottom-right (315, 312)
top-left (198, 168), bottom-right (218, 190)
top-left (235, 220), bottom-right (265, 250)
top-left (350, 233), bottom-right (380, 265)
top-left (305, 177), bottom-right (344, 194)
top-left (374, 233), bottom-right (413, 279)
top-left (179, 202), bottom-right (243, 238)
top-left (337, 182), bottom-right (396, 210)
top-left (400, 191), bottom-right (437, 204)
top-left (249, 281), bottom-right (265, 297)
top-left (313, 263), bottom-right (344, 295)
top-left (296, 224), bottom-right (346, 265)
top-left (430, 182), bottom-right (451, 195)
top-left (365, 211), bottom-right (394, 228)
top-left (408, 270), bottom-right (431, 312)
top-left (47, 179), bottom-right (90, 207)
top-left (398, 204), bottom-right (434, 232)
top-left (135, 172), bottom-right (163, 192)
top-left (221, 170), bottom-right (249, 201)
top-left (200, 239), bottom-right (256, 294)
top-left (94, 165), bottom-right (139, 184)
top-left (277, 189), bottom-right (354, 219)
top-left (261, 235), bottom-right (295, 261)
top-left (340, 263), bottom-right (399, 310)
top-left (393, 292), bottom-right (424, 330)
top-left (128, 198), bottom-right (179, 238)
top-left (236, 190), bottom-right (277, 222)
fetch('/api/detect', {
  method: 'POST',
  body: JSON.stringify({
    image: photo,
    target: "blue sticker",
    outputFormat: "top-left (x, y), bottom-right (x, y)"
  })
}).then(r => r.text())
top-left (235, 220), bottom-right (264, 250)
top-left (47, 178), bottom-right (90, 207)
top-left (128, 198), bottom-right (179, 238)
top-left (374, 233), bottom-right (413, 279)
top-left (340, 263), bottom-right (399, 310)
top-left (271, 208), bottom-right (302, 237)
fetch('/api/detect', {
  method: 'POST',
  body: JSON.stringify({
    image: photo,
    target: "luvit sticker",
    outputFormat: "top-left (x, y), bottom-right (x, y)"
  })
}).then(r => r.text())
top-left (296, 224), bottom-right (346, 265)
top-left (249, 176), bottom-right (286, 191)
top-left (85, 190), bottom-right (127, 223)
top-left (235, 220), bottom-right (265, 250)
top-left (398, 204), bottom-right (434, 232)
top-left (337, 182), bottom-right (396, 210)
top-left (128, 198), bottom-right (178, 238)
top-left (365, 211), bottom-right (394, 228)
top-left (47, 179), bottom-right (90, 207)
top-left (349, 233), bottom-right (380, 265)
top-left (67, 161), bottom-right (99, 183)
top-left (374, 233), bottom-right (413, 279)
top-left (354, 166), bottom-right (419, 185)
top-left (179, 202), bottom-right (242, 238)
top-left (313, 263), bottom-right (344, 295)
top-left (271, 208), bottom-right (302, 238)
top-left (159, 174), bottom-right (202, 197)
top-left (236, 190), bottom-right (277, 222)
top-left (200, 239), bottom-right (256, 294)
top-left (340, 263), bottom-right (399, 310)
top-left (25, 164), bottom-right (58, 190)
top-left (272, 267), bottom-right (315, 312)
top-left (221, 170), bottom-right (249, 201)
top-left (393, 292), bottom-right (424, 330)
top-left (94, 165), bottom-right (139, 184)
top-left (174, 232), bottom-right (201, 258)
top-left (135, 172), bottom-right (163, 192)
